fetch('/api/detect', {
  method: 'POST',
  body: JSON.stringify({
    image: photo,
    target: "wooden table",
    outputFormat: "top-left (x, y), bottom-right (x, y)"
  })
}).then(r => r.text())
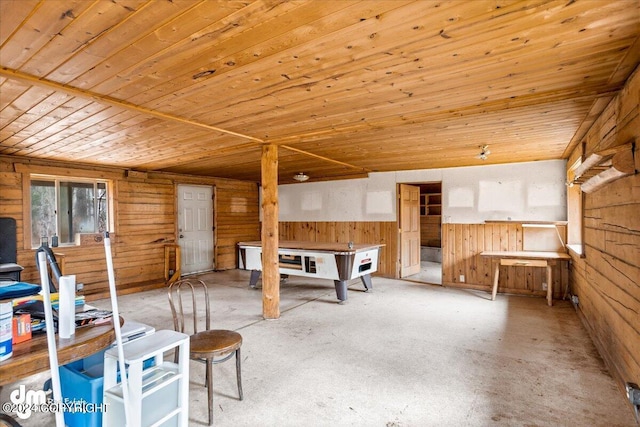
top-left (480, 251), bottom-right (572, 306)
top-left (0, 321), bottom-right (117, 386)
top-left (238, 241), bottom-right (384, 302)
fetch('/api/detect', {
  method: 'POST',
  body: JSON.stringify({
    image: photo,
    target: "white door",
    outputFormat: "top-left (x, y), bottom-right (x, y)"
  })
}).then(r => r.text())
top-left (177, 184), bottom-right (214, 275)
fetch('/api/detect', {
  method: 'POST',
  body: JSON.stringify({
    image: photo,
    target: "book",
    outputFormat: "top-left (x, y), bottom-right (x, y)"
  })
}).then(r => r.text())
top-left (12, 293), bottom-right (85, 308)
top-left (13, 301), bottom-right (112, 332)
top-left (74, 308), bottom-right (113, 327)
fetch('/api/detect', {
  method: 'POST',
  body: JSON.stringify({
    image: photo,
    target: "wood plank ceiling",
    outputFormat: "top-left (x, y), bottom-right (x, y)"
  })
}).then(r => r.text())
top-left (1, 0), bottom-right (638, 184)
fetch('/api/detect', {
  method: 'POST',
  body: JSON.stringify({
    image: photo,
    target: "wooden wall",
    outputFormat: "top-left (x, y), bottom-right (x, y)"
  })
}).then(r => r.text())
top-left (279, 221), bottom-right (398, 278)
top-left (278, 219), bottom-right (569, 299)
top-left (0, 156), bottom-right (260, 299)
top-left (567, 67), bottom-right (639, 394)
top-left (420, 216), bottom-right (441, 247)
top-left (441, 222), bottom-right (569, 298)
top-left (216, 183), bottom-right (261, 268)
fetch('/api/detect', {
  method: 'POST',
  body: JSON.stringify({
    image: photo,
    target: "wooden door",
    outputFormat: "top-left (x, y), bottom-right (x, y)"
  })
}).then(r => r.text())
top-left (399, 184), bottom-right (421, 277)
top-left (177, 184), bottom-right (214, 274)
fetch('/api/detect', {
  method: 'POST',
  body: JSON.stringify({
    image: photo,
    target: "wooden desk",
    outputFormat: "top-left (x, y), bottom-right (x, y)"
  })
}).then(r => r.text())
top-left (0, 321), bottom-right (117, 386)
top-left (480, 251), bottom-right (571, 306)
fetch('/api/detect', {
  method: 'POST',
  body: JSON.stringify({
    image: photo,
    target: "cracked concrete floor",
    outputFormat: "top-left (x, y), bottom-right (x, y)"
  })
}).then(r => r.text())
top-left (1, 269), bottom-right (636, 426)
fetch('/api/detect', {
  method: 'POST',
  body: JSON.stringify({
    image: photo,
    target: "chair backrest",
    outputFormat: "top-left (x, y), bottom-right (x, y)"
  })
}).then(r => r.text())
top-left (0, 217), bottom-right (18, 264)
top-left (167, 278), bottom-right (211, 335)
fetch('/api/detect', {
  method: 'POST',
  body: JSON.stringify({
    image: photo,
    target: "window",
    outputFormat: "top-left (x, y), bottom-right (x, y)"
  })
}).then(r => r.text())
top-left (30, 176), bottom-right (110, 247)
top-left (566, 181), bottom-right (583, 254)
top-left (566, 150), bottom-right (584, 255)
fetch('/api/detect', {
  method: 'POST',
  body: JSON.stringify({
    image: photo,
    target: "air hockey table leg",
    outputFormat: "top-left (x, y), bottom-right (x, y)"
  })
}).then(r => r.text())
top-left (249, 270), bottom-right (261, 288)
top-left (333, 280), bottom-right (348, 303)
top-left (361, 274), bottom-right (373, 292)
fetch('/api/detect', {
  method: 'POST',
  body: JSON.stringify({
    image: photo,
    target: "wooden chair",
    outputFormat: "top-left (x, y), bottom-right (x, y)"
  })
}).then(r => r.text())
top-left (167, 278), bottom-right (243, 425)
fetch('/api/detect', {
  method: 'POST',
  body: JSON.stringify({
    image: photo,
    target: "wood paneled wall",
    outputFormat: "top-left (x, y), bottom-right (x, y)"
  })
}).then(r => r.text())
top-left (420, 216), bottom-right (441, 247)
top-left (0, 156), bottom-right (259, 299)
top-left (568, 67), bottom-right (639, 393)
top-left (441, 223), bottom-right (569, 298)
top-left (216, 184), bottom-right (261, 268)
top-left (279, 221), bottom-right (397, 278)
top-left (279, 219), bottom-right (570, 299)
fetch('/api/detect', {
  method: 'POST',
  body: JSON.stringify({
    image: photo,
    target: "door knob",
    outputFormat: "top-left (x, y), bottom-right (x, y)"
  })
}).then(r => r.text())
top-left (179, 234), bottom-right (184, 238)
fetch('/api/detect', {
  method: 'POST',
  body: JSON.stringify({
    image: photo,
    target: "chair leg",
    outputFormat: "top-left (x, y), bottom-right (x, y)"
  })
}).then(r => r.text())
top-left (0, 413), bottom-right (23, 427)
top-left (206, 358), bottom-right (213, 426)
top-left (204, 358), bottom-right (209, 387)
top-left (236, 348), bottom-right (243, 401)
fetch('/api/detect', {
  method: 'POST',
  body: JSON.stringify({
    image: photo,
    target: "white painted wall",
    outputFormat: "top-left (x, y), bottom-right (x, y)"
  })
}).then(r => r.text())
top-left (277, 160), bottom-right (567, 224)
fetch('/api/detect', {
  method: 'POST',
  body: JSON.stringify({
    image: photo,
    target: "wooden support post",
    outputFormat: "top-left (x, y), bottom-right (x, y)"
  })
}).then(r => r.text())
top-left (164, 244), bottom-right (181, 285)
top-left (54, 252), bottom-right (66, 276)
top-left (261, 144), bottom-right (280, 319)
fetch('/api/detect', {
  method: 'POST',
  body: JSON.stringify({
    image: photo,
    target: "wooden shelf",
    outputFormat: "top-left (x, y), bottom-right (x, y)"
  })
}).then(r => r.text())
top-left (484, 220), bottom-right (567, 251)
top-left (420, 192), bottom-right (442, 216)
top-left (419, 183), bottom-right (443, 247)
top-left (568, 141), bottom-right (635, 193)
top-left (485, 220), bottom-right (567, 225)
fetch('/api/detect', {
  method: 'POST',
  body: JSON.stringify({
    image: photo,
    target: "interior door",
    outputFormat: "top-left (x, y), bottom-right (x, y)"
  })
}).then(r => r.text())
top-left (177, 184), bottom-right (214, 275)
top-left (399, 184), bottom-right (421, 277)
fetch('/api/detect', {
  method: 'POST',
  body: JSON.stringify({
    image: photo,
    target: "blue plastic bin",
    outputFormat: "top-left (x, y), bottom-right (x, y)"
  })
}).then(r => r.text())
top-left (59, 322), bottom-right (156, 427)
top-left (59, 354), bottom-right (106, 427)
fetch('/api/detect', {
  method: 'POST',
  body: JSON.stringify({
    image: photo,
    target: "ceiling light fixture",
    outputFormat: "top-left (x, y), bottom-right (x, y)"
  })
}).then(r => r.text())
top-left (476, 145), bottom-right (491, 160)
top-left (293, 172), bottom-right (309, 182)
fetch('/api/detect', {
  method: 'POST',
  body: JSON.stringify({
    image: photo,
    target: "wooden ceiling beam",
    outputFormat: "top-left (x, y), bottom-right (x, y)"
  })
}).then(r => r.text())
top-left (0, 66), bottom-right (264, 143)
top-left (280, 144), bottom-right (371, 173)
top-left (1, 67), bottom-right (370, 173)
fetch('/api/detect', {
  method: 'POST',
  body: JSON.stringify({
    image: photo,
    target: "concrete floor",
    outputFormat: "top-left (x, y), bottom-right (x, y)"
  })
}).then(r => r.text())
top-left (405, 261), bottom-right (442, 285)
top-left (1, 269), bottom-right (636, 426)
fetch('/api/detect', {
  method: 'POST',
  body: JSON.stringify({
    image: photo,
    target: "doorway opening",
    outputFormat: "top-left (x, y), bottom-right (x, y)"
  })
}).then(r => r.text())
top-left (406, 182), bottom-right (442, 285)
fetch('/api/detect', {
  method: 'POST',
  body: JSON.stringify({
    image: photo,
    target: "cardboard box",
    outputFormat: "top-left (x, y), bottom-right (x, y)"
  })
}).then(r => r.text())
top-left (74, 233), bottom-right (109, 246)
top-left (12, 314), bottom-right (31, 344)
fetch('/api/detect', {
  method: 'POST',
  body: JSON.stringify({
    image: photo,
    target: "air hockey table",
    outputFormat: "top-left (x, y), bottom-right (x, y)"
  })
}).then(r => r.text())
top-left (238, 240), bottom-right (384, 302)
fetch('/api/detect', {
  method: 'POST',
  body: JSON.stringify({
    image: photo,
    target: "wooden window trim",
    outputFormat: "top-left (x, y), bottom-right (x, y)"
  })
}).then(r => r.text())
top-left (23, 172), bottom-right (115, 249)
top-left (566, 144), bottom-right (585, 256)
